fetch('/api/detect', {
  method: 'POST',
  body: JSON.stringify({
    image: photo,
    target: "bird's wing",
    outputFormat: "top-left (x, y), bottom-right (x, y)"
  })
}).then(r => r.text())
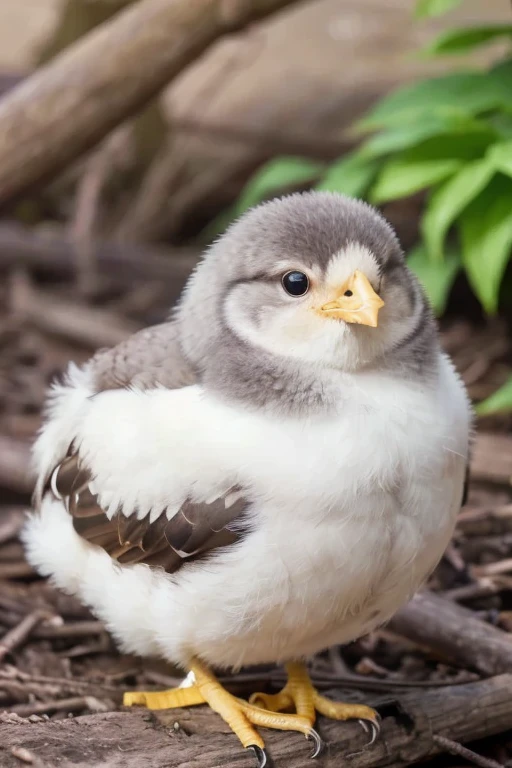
top-left (45, 452), bottom-right (249, 574)
top-left (90, 321), bottom-right (196, 392)
top-left (34, 322), bottom-right (251, 575)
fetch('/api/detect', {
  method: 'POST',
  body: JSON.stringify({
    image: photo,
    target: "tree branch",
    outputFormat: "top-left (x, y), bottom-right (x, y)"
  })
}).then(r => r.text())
top-left (0, 0), bottom-right (309, 206)
top-left (388, 590), bottom-right (512, 676)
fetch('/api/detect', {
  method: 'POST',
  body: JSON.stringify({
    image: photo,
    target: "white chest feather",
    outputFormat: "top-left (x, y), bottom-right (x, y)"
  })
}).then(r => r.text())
top-left (24, 354), bottom-right (470, 669)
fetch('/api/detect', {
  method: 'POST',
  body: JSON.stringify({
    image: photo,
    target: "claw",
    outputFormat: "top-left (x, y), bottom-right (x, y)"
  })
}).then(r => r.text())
top-left (248, 745), bottom-right (268, 768)
top-left (358, 717), bottom-right (380, 746)
top-left (307, 728), bottom-right (324, 759)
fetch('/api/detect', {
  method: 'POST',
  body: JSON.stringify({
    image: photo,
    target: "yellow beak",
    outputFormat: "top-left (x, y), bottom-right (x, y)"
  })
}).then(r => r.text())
top-left (319, 271), bottom-right (384, 328)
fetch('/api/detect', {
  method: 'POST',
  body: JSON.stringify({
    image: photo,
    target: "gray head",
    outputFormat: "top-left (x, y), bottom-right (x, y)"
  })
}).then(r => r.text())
top-left (176, 192), bottom-right (437, 413)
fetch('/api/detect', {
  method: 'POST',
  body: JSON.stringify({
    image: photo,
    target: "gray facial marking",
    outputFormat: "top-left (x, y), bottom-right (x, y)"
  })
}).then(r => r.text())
top-left (90, 192), bottom-right (440, 414)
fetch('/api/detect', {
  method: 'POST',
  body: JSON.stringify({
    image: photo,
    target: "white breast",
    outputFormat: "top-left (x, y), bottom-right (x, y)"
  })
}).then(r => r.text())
top-left (167, 353), bottom-right (470, 667)
top-left (24, 353), bottom-right (470, 670)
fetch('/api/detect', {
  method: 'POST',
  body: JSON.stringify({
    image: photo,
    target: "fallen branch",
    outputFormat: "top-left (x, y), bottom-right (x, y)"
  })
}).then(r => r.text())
top-left (10, 696), bottom-right (111, 718)
top-left (0, 612), bottom-right (54, 663)
top-left (457, 505), bottom-right (512, 536)
top-left (0, 0), bottom-right (309, 205)
top-left (1, 675), bottom-right (512, 767)
top-left (0, 667), bottom-right (123, 704)
top-left (12, 284), bottom-right (140, 349)
top-left (0, 222), bottom-right (198, 289)
top-left (388, 590), bottom-right (512, 676)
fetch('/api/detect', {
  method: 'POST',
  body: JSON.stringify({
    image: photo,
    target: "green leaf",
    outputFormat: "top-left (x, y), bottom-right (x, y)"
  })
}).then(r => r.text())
top-left (424, 25), bottom-right (512, 56)
top-left (414, 0), bottom-right (463, 19)
top-left (489, 57), bottom-right (512, 88)
top-left (408, 130), bottom-right (496, 163)
top-left (489, 112), bottom-right (512, 140)
top-left (487, 140), bottom-right (512, 177)
top-left (458, 176), bottom-right (512, 313)
top-left (358, 72), bottom-right (510, 131)
top-left (476, 377), bottom-right (512, 416)
top-left (407, 243), bottom-right (461, 315)
top-left (422, 159), bottom-right (495, 260)
top-left (358, 112), bottom-right (493, 158)
top-left (234, 156), bottom-right (324, 215)
top-left (315, 153), bottom-right (380, 198)
top-left (370, 158), bottom-right (462, 203)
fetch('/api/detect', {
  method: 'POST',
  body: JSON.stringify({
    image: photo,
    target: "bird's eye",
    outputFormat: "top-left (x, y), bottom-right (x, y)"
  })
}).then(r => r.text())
top-left (282, 271), bottom-right (309, 297)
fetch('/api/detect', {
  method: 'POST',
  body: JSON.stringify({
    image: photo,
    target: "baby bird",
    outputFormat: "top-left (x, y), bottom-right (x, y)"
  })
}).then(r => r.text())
top-left (23, 192), bottom-right (471, 766)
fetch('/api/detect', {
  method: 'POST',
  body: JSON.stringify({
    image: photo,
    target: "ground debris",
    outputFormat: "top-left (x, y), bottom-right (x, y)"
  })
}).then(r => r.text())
top-left (0, 236), bottom-right (511, 766)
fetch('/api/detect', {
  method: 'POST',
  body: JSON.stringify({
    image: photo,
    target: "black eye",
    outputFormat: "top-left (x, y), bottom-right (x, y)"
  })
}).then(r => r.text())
top-left (282, 271), bottom-right (309, 297)
top-left (344, 290), bottom-right (353, 297)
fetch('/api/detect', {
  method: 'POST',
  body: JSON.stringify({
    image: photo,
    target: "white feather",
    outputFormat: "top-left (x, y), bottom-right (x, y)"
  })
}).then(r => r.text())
top-left (24, 352), bottom-right (470, 669)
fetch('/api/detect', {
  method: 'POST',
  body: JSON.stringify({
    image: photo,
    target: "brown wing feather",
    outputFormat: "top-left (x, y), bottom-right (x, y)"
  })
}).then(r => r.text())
top-left (39, 322), bottom-right (248, 573)
top-left (45, 455), bottom-right (249, 575)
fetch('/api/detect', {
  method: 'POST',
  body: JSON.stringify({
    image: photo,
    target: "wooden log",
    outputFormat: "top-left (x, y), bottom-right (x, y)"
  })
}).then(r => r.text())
top-left (1, 674), bottom-right (512, 767)
top-left (388, 590), bottom-right (512, 676)
top-left (0, 0), bottom-right (308, 206)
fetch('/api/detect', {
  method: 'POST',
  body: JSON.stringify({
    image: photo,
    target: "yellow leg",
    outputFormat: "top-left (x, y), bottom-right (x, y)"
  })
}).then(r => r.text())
top-left (124, 658), bottom-right (322, 766)
top-left (124, 685), bottom-right (205, 709)
top-left (250, 662), bottom-right (380, 745)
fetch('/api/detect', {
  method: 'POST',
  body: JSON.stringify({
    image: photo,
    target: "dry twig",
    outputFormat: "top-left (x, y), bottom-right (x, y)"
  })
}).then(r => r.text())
top-left (432, 735), bottom-right (505, 768)
top-left (0, 222), bottom-right (198, 296)
top-left (10, 696), bottom-right (112, 718)
top-left (0, 611), bottom-right (55, 663)
top-left (389, 590), bottom-right (512, 676)
top-left (70, 131), bottom-right (128, 296)
top-left (11, 283), bottom-right (140, 349)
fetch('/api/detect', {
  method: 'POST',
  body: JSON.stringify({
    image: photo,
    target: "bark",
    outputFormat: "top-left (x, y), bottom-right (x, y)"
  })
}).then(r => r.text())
top-left (1, 675), bottom-right (512, 767)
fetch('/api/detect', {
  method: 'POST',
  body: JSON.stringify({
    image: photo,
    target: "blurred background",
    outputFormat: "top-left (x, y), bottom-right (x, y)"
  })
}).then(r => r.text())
top-left (0, 1), bottom-right (512, 766)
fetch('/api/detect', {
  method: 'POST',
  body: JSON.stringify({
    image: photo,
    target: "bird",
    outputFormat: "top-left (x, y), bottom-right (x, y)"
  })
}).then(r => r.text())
top-left (23, 191), bottom-right (471, 766)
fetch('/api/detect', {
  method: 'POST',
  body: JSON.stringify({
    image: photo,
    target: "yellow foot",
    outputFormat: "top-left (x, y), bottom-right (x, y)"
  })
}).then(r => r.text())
top-left (123, 659), bottom-right (322, 767)
top-left (123, 685), bottom-right (205, 710)
top-left (250, 662), bottom-right (380, 746)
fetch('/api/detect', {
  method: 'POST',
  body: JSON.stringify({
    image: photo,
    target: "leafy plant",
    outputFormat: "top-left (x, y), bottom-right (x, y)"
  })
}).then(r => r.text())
top-left (224, 20), bottom-right (512, 313)
top-left (216, 0), bottom-right (512, 411)
top-left (219, 0), bottom-right (512, 413)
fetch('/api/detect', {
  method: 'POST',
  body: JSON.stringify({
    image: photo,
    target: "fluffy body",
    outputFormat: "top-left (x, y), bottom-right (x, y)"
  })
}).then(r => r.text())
top-left (23, 192), bottom-right (471, 674)
top-left (25, 355), bottom-right (468, 669)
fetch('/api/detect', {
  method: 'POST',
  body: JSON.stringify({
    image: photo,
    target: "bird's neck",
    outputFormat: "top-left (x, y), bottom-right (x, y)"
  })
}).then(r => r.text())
top-left (200, 334), bottom-right (343, 417)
